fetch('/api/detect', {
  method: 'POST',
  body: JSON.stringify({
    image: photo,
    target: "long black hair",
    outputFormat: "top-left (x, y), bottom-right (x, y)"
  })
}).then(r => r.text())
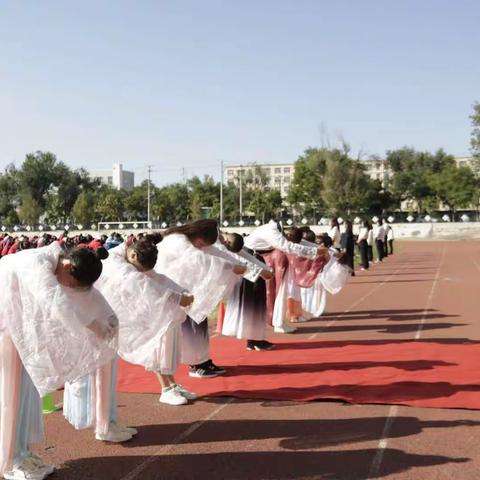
top-left (128, 236), bottom-right (158, 270)
top-left (284, 227), bottom-right (303, 244)
top-left (63, 247), bottom-right (108, 287)
top-left (164, 219), bottom-right (218, 245)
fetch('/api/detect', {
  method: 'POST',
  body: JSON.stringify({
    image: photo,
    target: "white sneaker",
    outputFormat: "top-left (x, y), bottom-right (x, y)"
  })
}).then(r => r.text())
top-left (27, 453), bottom-right (55, 476)
top-left (159, 386), bottom-right (188, 405)
top-left (3, 457), bottom-right (50, 480)
top-left (95, 428), bottom-right (132, 443)
top-left (173, 384), bottom-right (199, 401)
top-left (111, 421), bottom-right (138, 436)
top-left (296, 316), bottom-right (309, 323)
top-left (274, 324), bottom-right (298, 333)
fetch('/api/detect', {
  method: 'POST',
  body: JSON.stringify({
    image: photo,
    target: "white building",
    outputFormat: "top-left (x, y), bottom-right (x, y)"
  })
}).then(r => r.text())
top-left (224, 163), bottom-right (295, 198)
top-left (89, 163), bottom-right (135, 190)
top-left (359, 157), bottom-right (392, 184)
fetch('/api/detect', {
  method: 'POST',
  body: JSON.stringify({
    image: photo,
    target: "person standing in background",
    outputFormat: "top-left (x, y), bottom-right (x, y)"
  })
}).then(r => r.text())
top-left (386, 221), bottom-right (394, 254)
top-left (366, 221), bottom-right (374, 262)
top-left (329, 218), bottom-right (342, 250)
top-left (373, 219), bottom-right (385, 263)
top-left (341, 220), bottom-right (355, 276)
top-left (357, 220), bottom-right (370, 270)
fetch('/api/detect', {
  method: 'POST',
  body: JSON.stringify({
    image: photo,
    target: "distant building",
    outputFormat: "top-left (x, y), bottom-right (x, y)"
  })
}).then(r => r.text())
top-left (359, 157), bottom-right (392, 185)
top-left (89, 163), bottom-right (135, 190)
top-left (224, 163), bottom-right (295, 198)
top-left (455, 156), bottom-right (478, 175)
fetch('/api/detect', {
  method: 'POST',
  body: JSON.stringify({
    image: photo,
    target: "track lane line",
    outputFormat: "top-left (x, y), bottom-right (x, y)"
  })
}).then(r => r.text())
top-left (308, 260), bottom-right (410, 340)
top-left (414, 246), bottom-right (446, 340)
top-left (119, 397), bottom-right (235, 480)
top-left (368, 245), bottom-right (446, 477)
top-left (366, 405), bottom-right (399, 479)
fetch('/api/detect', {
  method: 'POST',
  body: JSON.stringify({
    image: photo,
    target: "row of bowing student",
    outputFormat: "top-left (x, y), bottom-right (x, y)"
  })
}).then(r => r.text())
top-left (0, 219), bottom-right (350, 480)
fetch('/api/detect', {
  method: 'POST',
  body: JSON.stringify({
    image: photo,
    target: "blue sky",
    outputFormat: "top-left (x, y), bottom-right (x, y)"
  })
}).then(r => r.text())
top-left (1, 0), bottom-right (479, 186)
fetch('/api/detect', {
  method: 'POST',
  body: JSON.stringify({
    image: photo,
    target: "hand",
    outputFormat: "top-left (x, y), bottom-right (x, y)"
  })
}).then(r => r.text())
top-left (88, 320), bottom-right (117, 341)
top-left (317, 246), bottom-right (329, 257)
top-left (261, 269), bottom-right (274, 280)
top-left (180, 294), bottom-right (194, 307)
top-left (233, 264), bottom-right (247, 275)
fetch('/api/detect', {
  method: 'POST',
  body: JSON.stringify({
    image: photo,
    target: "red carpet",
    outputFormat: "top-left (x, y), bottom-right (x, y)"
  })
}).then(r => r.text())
top-left (117, 337), bottom-right (480, 410)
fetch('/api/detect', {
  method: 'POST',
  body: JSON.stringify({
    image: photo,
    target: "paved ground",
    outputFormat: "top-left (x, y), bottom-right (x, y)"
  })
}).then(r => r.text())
top-left (38, 241), bottom-right (480, 479)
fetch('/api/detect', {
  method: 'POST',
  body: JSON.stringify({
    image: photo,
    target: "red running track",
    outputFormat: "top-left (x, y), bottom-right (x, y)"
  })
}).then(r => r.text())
top-left (38, 241), bottom-right (480, 479)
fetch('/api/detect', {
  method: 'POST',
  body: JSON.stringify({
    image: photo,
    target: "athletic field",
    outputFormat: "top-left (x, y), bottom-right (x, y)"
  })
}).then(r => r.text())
top-left (40, 241), bottom-right (480, 479)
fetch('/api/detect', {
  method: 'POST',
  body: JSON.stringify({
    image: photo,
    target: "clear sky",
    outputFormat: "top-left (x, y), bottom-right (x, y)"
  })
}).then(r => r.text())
top-left (1, 0), bottom-right (479, 186)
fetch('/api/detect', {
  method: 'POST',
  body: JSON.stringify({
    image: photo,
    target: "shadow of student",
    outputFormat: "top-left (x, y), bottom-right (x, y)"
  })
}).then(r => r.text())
top-left (198, 381), bottom-right (480, 407)
top-left (311, 311), bottom-right (458, 323)
top-left (122, 416), bottom-right (480, 449)
top-left (56, 449), bottom-right (469, 480)
top-left (296, 322), bottom-right (465, 335)
top-left (274, 339), bottom-right (480, 351)
top-left (223, 359), bottom-right (456, 377)
top-left (353, 279), bottom-right (434, 284)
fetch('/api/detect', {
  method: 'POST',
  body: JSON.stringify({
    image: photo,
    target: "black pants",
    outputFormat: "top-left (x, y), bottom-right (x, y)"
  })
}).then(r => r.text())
top-left (368, 245), bottom-right (373, 262)
top-left (358, 240), bottom-right (369, 269)
top-left (388, 239), bottom-right (394, 254)
top-left (376, 240), bottom-right (384, 261)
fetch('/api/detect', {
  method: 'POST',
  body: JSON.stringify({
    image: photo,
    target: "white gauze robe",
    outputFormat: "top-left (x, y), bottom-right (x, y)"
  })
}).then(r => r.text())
top-left (0, 242), bottom-right (117, 474)
top-left (63, 243), bottom-right (188, 432)
top-left (155, 234), bottom-right (239, 367)
top-left (245, 221), bottom-right (318, 328)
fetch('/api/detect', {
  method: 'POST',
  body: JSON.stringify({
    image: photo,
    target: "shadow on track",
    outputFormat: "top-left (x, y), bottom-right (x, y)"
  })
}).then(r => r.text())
top-left (120, 417), bottom-right (480, 449)
top-left (222, 359), bottom-right (456, 376)
top-left (296, 322), bottom-right (464, 335)
top-left (57, 449), bottom-right (469, 479)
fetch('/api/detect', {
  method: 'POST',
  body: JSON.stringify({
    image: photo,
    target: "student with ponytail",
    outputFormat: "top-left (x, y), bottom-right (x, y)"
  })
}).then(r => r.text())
top-left (0, 242), bottom-right (118, 480)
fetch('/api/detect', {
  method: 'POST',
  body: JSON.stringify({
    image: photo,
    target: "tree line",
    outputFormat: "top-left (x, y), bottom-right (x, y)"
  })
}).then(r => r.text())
top-left (1, 103), bottom-right (480, 226)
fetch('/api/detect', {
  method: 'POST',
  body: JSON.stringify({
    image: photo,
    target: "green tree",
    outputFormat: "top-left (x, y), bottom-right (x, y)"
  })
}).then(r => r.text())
top-left (18, 193), bottom-right (43, 224)
top-left (123, 182), bottom-right (150, 221)
top-left (287, 147), bottom-right (326, 217)
top-left (471, 102), bottom-right (480, 173)
top-left (187, 176), bottom-right (220, 220)
top-left (94, 187), bottom-right (126, 221)
top-left (44, 193), bottom-right (64, 224)
top-left (386, 148), bottom-right (455, 213)
top-left (428, 165), bottom-right (478, 219)
top-left (0, 164), bottom-right (20, 224)
top-left (19, 151), bottom-right (63, 208)
top-left (321, 147), bottom-right (356, 214)
top-left (152, 183), bottom-right (190, 224)
top-left (248, 189), bottom-right (283, 222)
top-left (72, 191), bottom-right (95, 225)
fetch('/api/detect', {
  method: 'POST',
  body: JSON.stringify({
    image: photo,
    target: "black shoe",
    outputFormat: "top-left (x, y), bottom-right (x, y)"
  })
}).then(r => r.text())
top-left (189, 365), bottom-right (218, 378)
top-left (206, 359), bottom-right (226, 375)
top-left (247, 340), bottom-right (274, 351)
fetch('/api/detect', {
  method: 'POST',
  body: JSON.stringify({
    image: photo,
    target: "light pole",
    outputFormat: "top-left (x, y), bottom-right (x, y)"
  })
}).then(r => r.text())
top-left (147, 165), bottom-right (153, 223)
top-left (220, 160), bottom-right (224, 225)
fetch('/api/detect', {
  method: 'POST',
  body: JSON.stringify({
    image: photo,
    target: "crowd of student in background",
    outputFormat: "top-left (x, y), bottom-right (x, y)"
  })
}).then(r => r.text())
top-left (328, 217), bottom-right (394, 276)
top-left (0, 219), bottom-right (394, 274)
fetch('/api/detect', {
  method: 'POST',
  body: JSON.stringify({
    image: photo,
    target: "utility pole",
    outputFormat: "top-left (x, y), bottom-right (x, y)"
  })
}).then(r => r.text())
top-left (147, 165), bottom-right (153, 223)
top-left (220, 160), bottom-right (224, 225)
top-left (239, 167), bottom-right (243, 220)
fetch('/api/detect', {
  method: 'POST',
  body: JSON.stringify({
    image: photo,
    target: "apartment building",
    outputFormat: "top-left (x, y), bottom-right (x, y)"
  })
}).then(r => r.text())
top-left (224, 163), bottom-right (295, 198)
top-left (89, 163), bottom-right (135, 190)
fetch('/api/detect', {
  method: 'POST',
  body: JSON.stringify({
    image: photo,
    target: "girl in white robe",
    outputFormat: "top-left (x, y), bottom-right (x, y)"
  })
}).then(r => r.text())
top-left (244, 221), bottom-right (326, 333)
top-left (300, 231), bottom-right (327, 319)
top-left (0, 243), bottom-right (118, 480)
top-left (63, 237), bottom-right (195, 436)
top-left (207, 233), bottom-right (274, 351)
top-left (222, 247), bottom-right (274, 350)
top-left (155, 220), bottom-right (246, 379)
